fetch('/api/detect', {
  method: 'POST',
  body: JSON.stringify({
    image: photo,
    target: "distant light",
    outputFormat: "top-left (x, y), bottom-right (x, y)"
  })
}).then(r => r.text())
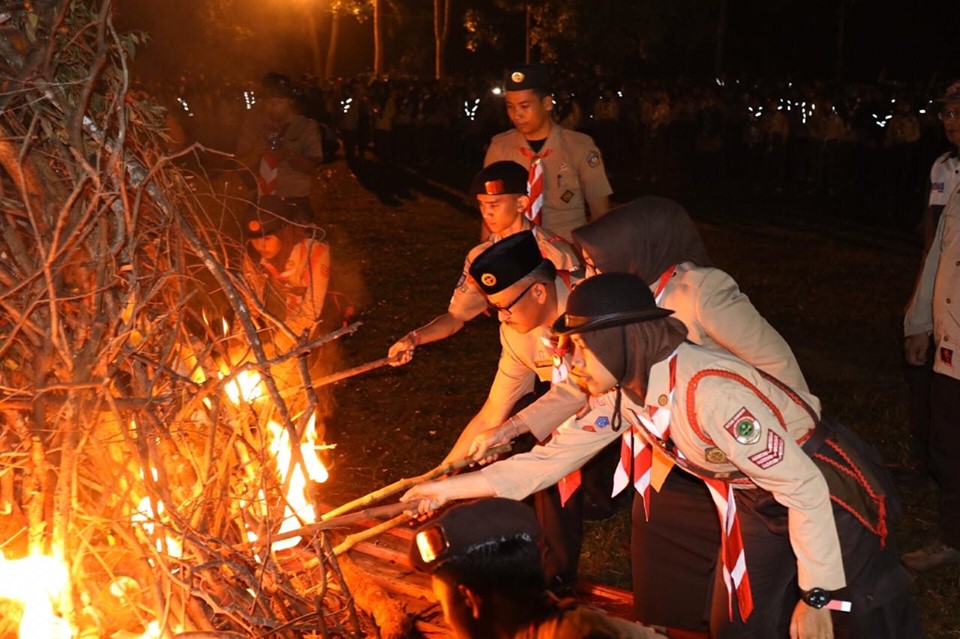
top-left (919, 108), bottom-right (927, 114)
top-left (491, 86), bottom-right (503, 96)
top-left (463, 98), bottom-right (480, 121)
top-left (341, 97), bottom-right (353, 114)
top-left (243, 90), bottom-right (256, 110)
top-left (177, 96), bottom-right (194, 118)
top-left (617, 90), bottom-right (623, 98)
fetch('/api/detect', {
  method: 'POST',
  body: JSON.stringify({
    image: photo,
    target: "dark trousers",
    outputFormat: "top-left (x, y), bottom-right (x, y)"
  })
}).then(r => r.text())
top-left (631, 470), bottom-right (719, 631)
top-left (708, 487), bottom-right (922, 638)
top-left (535, 439), bottom-right (621, 586)
top-left (931, 373), bottom-right (960, 549)
top-left (904, 336), bottom-right (934, 471)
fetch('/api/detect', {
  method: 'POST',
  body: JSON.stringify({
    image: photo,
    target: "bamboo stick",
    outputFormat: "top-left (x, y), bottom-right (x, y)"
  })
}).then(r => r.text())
top-left (310, 355), bottom-right (397, 389)
top-left (320, 442), bottom-right (513, 522)
top-left (331, 513), bottom-right (413, 557)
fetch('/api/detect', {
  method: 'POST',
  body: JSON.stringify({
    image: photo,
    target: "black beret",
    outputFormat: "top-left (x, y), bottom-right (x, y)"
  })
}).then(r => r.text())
top-left (504, 64), bottom-right (551, 93)
top-left (410, 498), bottom-right (541, 573)
top-left (241, 195), bottom-right (289, 238)
top-left (469, 231), bottom-right (550, 295)
top-left (470, 161), bottom-right (529, 197)
top-left (553, 272), bottom-right (673, 334)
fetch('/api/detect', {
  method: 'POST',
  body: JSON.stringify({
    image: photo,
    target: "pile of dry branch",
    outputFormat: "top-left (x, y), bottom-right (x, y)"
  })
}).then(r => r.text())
top-left (0, 2), bottom-right (377, 637)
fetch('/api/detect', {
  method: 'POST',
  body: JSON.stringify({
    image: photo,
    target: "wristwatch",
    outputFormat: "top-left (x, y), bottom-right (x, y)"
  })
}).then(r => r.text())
top-left (801, 587), bottom-right (832, 609)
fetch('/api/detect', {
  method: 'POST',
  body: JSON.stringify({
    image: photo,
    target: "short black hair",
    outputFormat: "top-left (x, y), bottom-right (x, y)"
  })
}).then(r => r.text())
top-left (432, 537), bottom-right (544, 598)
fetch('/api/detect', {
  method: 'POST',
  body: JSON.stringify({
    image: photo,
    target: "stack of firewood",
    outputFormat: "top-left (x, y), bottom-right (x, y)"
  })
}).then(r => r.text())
top-left (0, 3), bottom-right (387, 637)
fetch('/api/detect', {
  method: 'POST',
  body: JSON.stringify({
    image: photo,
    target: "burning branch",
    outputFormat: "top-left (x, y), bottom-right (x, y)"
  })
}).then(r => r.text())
top-left (0, 3), bottom-right (370, 638)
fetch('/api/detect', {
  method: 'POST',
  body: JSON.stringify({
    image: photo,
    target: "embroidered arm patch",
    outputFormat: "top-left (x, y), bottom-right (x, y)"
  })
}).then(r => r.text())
top-left (748, 431), bottom-right (785, 469)
top-left (722, 407), bottom-right (763, 445)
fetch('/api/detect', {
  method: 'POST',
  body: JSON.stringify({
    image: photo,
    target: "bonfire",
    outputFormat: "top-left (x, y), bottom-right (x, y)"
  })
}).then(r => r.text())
top-left (0, 2), bottom-right (394, 637)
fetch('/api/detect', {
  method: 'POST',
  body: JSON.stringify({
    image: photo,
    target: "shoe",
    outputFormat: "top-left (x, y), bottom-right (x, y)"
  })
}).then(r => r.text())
top-left (902, 541), bottom-right (960, 571)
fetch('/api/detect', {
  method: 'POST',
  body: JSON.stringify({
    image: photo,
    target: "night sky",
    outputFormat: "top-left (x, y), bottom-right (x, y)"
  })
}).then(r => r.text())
top-left (117, 0), bottom-right (960, 84)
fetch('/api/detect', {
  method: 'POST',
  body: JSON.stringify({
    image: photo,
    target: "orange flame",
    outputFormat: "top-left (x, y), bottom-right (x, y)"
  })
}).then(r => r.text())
top-left (266, 413), bottom-right (328, 550)
top-left (0, 553), bottom-right (73, 638)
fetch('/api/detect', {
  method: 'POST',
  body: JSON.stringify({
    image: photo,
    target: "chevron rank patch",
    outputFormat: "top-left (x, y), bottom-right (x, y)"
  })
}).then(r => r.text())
top-left (748, 430), bottom-right (785, 469)
top-left (723, 407), bottom-right (763, 445)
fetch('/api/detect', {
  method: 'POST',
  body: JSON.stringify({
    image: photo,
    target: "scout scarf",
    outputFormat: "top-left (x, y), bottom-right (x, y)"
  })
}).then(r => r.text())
top-left (519, 147), bottom-right (551, 226)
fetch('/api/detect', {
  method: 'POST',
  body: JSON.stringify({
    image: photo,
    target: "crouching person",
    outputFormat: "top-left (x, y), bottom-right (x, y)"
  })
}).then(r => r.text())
top-left (410, 497), bottom-right (667, 639)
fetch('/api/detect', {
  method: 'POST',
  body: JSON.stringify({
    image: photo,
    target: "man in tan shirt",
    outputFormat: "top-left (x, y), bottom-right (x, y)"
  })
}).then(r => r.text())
top-left (484, 64), bottom-right (612, 241)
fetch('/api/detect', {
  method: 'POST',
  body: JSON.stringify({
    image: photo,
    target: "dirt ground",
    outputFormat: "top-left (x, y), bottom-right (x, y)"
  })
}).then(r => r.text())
top-left (301, 157), bottom-right (958, 637)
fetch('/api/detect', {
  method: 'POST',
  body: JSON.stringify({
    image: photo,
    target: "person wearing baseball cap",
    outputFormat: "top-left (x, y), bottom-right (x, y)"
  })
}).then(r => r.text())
top-left (406, 272), bottom-right (922, 639)
top-left (484, 63), bottom-right (612, 242)
top-left (386, 161), bottom-right (580, 367)
top-left (410, 498), bottom-right (666, 639)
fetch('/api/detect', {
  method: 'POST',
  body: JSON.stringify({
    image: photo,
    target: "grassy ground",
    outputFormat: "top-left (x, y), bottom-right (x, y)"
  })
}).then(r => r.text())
top-left (308, 157), bottom-right (958, 637)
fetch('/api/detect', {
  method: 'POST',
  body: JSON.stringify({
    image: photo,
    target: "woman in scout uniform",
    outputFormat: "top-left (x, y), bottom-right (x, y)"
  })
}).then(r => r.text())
top-left (387, 161), bottom-right (580, 366)
top-left (404, 274), bottom-right (922, 639)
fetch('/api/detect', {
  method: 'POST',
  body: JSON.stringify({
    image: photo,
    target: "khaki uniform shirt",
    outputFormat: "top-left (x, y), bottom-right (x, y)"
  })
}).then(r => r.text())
top-left (484, 126), bottom-right (613, 241)
top-left (483, 343), bottom-right (845, 592)
top-left (485, 275), bottom-right (579, 412)
top-left (448, 223), bottom-right (582, 322)
top-left (514, 263), bottom-right (820, 441)
top-left (235, 112), bottom-right (324, 198)
top-left (905, 185), bottom-right (960, 380)
top-left (243, 238), bottom-right (330, 338)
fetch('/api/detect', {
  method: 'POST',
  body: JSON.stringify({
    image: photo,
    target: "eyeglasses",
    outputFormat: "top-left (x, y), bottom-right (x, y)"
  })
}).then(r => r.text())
top-left (939, 110), bottom-right (960, 121)
top-left (489, 282), bottom-right (536, 316)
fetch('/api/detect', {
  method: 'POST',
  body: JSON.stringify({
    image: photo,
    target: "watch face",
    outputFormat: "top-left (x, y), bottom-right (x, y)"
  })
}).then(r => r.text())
top-left (803, 587), bottom-right (831, 609)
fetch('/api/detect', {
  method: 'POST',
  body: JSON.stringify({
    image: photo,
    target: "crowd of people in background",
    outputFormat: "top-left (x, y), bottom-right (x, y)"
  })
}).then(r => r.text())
top-left (152, 70), bottom-right (953, 232)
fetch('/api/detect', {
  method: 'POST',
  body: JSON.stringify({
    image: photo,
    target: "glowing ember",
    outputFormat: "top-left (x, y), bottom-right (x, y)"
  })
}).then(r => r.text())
top-left (0, 553), bottom-right (72, 638)
top-left (223, 369), bottom-right (263, 405)
top-left (267, 413), bottom-right (328, 550)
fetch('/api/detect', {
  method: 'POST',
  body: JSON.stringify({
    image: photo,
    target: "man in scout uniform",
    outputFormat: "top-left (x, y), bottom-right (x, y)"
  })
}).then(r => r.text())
top-left (409, 498), bottom-right (667, 639)
top-left (437, 231), bottom-right (617, 594)
top-left (484, 64), bottom-right (612, 242)
top-left (387, 162), bottom-right (580, 366)
top-left (405, 273), bottom-right (922, 639)
top-left (902, 81), bottom-right (960, 572)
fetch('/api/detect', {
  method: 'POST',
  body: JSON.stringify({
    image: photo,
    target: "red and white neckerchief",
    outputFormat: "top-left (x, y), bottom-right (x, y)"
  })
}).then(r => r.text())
top-left (519, 147), bottom-right (552, 226)
top-left (652, 264), bottom-right (677, 304)
top-left (611, 349), bottom-right (678, 521)
top-left (258, 150), bottom-right (281, 196)
top-left (607, 266), bottom-right (679, 513)
top-left (703, 477), bottom-right (754, 622)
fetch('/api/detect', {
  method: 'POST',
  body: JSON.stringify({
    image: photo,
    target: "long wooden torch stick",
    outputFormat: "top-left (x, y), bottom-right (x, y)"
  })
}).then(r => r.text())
top-left (320, 442), bottom-right (513, 522)
top-left (310, 355), bottom-right (397, 389)
top-left (332, 513), bottom-right (413, 556)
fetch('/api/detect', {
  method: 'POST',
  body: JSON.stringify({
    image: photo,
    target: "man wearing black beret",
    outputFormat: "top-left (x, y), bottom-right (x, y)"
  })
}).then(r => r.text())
top-left (414, 231), bottom-right (620, 595)
top-left (410, 498), bottom-right (666, 639)
top-left (386, 161), bottom-right (581, 366)
top-left (484, 64), bottom-right (612, 242)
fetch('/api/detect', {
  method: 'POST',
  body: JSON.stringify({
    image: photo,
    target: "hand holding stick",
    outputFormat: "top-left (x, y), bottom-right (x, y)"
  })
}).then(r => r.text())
top-left (320, 442), bottom-right (513, 522)
top-left (311, 355), bottom-right (398, 389)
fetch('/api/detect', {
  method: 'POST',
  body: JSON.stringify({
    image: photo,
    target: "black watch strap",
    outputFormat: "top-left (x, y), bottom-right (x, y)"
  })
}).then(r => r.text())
top-left (801, 587), bottom-right (832, 609)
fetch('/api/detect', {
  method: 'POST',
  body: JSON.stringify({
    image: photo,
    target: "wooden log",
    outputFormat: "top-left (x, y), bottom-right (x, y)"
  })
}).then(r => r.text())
top-left (338, 554), bottom-right (412, 639)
